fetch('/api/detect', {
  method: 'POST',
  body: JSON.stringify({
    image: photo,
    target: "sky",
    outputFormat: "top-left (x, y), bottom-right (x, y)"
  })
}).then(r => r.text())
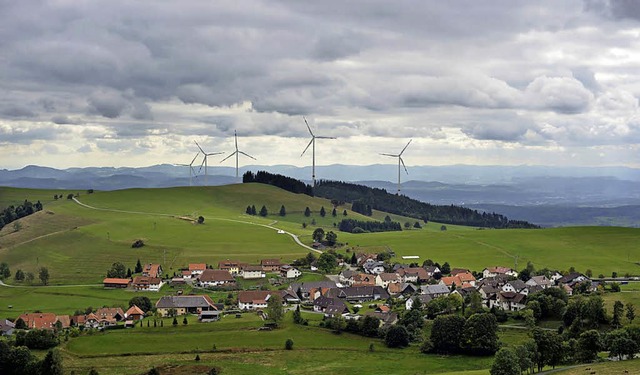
top-left (1, 0), bottom-right (639, 170)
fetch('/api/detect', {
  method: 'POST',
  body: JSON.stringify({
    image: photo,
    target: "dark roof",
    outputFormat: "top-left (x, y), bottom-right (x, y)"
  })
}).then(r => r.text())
top-left (238, 291), bottom-right (271, 304)
top-left (156, 295), bottom-right (216, 309)
top-left (325, 302), bottom-right (349, 316)
top-left (557, 272), bottom-right (586, 284)
top-left (507, 280), bottom-right (527, 290)
top-left (420, 284), bottom-right (450, 296)
top-left (291, 281), bottom-right (337, 294)
top-left (198, 269), bottom-right (235, 282)
top-left (325, 286), bottom-right (390, 300)
top-left (313, 296), bottom-right (338, 308)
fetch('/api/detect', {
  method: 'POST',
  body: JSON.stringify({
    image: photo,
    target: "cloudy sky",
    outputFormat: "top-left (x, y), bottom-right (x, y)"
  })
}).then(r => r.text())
top-left (1, 0), bottom-right (639, 169)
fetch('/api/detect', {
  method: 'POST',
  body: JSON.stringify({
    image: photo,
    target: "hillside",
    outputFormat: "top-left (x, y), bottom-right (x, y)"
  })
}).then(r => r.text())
top-left (1, 184), bottom-right (639, 286)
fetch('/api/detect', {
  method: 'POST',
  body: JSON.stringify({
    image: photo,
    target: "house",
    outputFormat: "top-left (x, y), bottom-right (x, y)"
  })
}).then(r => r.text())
top-left (17, 313), bottom-right (69, 330)
top-left (312, 296), bottom-right (345, 314)
top-left (132, 276), bottom-right (163, 291)
top-left (95, 307), bottom-right (125, 322)
top-left (189, 263), bottom-right (207, 276)
top-left (218, 260), bottom-right (247, 276)
top-left (397, 267), bottom-right (430, 283)
top-left (290, 281), bottom-right (337, 300)
top-left (125, 305), bottom-right (145, 320)
top-left (502, 280), bottom-right (527, 294)
top-left (199, 310), bottom-right (222, 322)
top-left (261, 259), bottom-right (282, 272)
top-left (498, 292), bottom-right (527, 311)
top-left (142, 263), bottom-right (162, 278)
top-left (526, 275), bottom-right (552, 289)
top-left (73, 308), bottom-right (123, 329)
top-left (482, 266), bottom-right (518, 279)
top-left (405, 294), bottom-right (433, 310)
top-left (171, 277), bottom-right (186, 285)
top-left (479, 284), bottom-right (500, 309)
top-left (280, 288), bottom-right (301, 304)
top-left (450, 268), bottom-right (471, 276)
top-left (423, 265), bottom-right (441, 277)
top-left (562, 284), bottom-right (574, 296)
top-left (351, 273), bottom-right (376, 287)
top-left (103, 278), bottom-right (131, 289)
top-left (440, 275), bottom-right (473, 289)
top-left (156, 295), bottom-right (218, 317)
top-left (238, 290), bottom-right (272, 310)
top-left (375, 273), bottom-right (400, 288)
top-left (280, 265), bottom-right (302, 279)
top-left (0, 319), bottom-right (15, 335)
top-left (324, 302), bottom-right (350, 317)
top-left (363, 261), bottom-right (386, 275)
top-left (324, 286), bottom-right (390, 303)
top-left (420, 284), bottom-right (450, 298)
top-left (388, 282), bottom-right (418, 297)
top-left (181, 270), bottom-right (192, 279)
top-left (556, 272), bottom-right (588, 287)
top-left (242, 265), bottom-right (265, 279)
top-left (550, 271), bottom-right (564, 282)
top-left (452, 286), bottom-right (477, 299)
top-left (197, 269), bottom-right (235, 287)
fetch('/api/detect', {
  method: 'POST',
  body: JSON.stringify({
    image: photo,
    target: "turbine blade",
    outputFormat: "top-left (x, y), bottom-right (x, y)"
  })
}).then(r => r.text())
top-left (220, 152), bottom-right (236, 162)
top-left (301, 138), bottom-right (314, 156)
top-left (196, 157), bottom-right (206, 175)
top-left (399, 139), bottom-right (412, 156)
top-left (316, 136), bottom-right (336, 139)
top-left (239, 151), bottom-right (256, 160)
top-left (190, 152), bottom-right (200, 166)
top-left (303, 116), bottom-right (314, 136)
top-left (194, 140), bottom-right (205, 154)
top-left (400, 157), bottom-right (408, 174)
top-left (380, 153), bottom-right (398, 157)
top-left (234, 130), bottom-right (238, 150)
top-left (206, 152), bottom-right (223, 156)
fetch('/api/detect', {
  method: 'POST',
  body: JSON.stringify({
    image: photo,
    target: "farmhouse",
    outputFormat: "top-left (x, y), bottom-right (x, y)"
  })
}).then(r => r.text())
top-left (498, 291), bottom-right (527, 311)
top-left (103, 278), bottom-right (131, 288)
top-left (420, 284), bottom-right (450, 298)
top-left (242, 265), bottom-right (265, 279)
top-left (397, 267), bottom-right (430, 283)
top-left (375, 273), bottom-right (400, 288)
top-left (526, 275), bottom-right (552, 289)
top-left (261, 259), bottom-right (282, 272)
top-left (502, 280), bottom-right (527, 294)
top-left (406, 295), bottom-right (433, 310)
top-left (156, 295), bottom-right (218, 317)
top-left (324, 286), bottom-right (390, 302)
top-left (143, 263), bottom-right (163, 278)
top-left (0, 319), bottom-right (15, 336)
top-left (290, 281), bottom-right (337, 300)
top-left (18, 313), bottom-right (70, 330)
top-left (238, 290), bottom-right (272, 310)
top-left (280, 265), bottom-right (302, 279)
top-left (189, 263), bottom-right (207, 276)
top-left (132, 276), bottom-right (163, 291)
top-left (197, 269), bottom-right (235, 287)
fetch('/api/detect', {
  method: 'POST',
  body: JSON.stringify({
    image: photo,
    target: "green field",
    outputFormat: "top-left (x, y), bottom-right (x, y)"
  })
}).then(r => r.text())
top-left (1, 184), bottom-right (639, 287)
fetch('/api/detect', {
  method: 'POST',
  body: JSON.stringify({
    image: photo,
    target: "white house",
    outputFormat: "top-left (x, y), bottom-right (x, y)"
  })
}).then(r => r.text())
top-left (526, 275), bottom-right (552, 289)
top-left (238, 291), bottom-right (271, 310)
top-left (197, 270), bottom-right (235, 287)
top-left (243, 265), bottom-right (265, 279)
top-left (375, 273), bottom-right (400, 288)
top-left (483, 266), bottom-right (518, 279)
top-left (280, 265), bottom-right (302, 279)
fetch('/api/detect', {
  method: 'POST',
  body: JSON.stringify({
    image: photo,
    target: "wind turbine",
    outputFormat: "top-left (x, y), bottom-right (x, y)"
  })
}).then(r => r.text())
top-left (381, 139), bottom-right (412, 195)
top-left (220, 130), bottom-right (256, 179)
top-left (300, 116), bottom-right (336, 187)
top-left (194, 141), bottom-right (223, 186)
top-left (174, 152), bottom-right (200, 186)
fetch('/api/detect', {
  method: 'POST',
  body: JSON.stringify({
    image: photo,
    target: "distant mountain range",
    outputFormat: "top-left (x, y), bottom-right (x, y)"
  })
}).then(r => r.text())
top-left (1, 164), bottom-right (639, 227)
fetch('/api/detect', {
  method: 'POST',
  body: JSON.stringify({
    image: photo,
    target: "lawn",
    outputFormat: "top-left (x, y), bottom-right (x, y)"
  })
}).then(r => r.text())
top-left (553, 358), bottom-right (640, 374)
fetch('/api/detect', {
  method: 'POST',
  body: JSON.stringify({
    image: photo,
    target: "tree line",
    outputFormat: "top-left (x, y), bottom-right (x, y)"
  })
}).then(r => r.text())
top-left (314, 180), bottom-right (540, 229)
top-left (243, 171), bottom-right (313, 195)
top-left (0, 200), bottom-right (43, 231)
top-left (337, 218), bottom-right (402, 233)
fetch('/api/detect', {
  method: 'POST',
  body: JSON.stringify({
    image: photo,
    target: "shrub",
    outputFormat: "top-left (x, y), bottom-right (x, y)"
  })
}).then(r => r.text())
top-left (285, 338), bottom-right (294, 350)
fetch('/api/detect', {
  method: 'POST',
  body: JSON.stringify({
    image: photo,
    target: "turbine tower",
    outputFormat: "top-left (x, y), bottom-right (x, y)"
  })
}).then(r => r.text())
top-left (381, 139), bottom-right (412, 195)
top-left (220, 130), bottom-right (256, 179)
top-left (194, 140), bottom-right (223, 186)
top-left (300, 116), bottom-right (335, 187)
top-left (174, 152), bottom-right (200, 186)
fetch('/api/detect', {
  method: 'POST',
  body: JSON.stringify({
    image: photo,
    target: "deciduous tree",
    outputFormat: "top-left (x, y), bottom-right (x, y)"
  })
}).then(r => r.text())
top-left (490, 348), bottom-right (520, 375)
top-left (38, 267), bottom-right (49, 285)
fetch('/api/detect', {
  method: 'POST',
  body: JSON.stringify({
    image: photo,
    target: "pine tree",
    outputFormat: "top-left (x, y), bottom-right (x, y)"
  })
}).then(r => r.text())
top-left (126, 268), bottom-right (132, 278)
top-left (343, 209), bottom-right (347, 216)
top-left (246, 205), bottom-right (252, 214)
top-left (304, 207), bottom-right (311, 217)
top-left (135, 259), bottom-right (142, 273)
top-left (251, 205), bottom-right (257, 215)
top-left (320, 206), bottom-right (326, 217)
top-left (279, 205), bottom-right (286, 216)
top-left (259, 205), bottom-right (268, 217)
top-left (332, 208), bottom-right (337, 217)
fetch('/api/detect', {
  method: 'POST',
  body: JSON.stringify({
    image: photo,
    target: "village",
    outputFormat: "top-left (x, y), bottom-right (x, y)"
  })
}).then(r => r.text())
top-left (2, 250), bottom-right (601, 335)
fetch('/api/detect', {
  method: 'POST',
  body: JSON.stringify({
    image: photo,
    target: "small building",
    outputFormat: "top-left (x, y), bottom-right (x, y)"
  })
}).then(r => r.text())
top-left (0, 319), bottom-right (15, 335)
top-left (218, 260), bottom-right (248, 276)
top-left (261, 259), bottom-right (282, 272)
top-left (280, 265), bottom-right (302, 279)
top-left (197, 269), bottom-right (235, 287)
top-left (242, 265), bottom-right (265, 279)
top-left (189, 263), bottom-right (207, 276)
top-left (199, 310), bottom-right (222, 322)
top-left (132, 276), bottom-right (163, 291)
top-left (125, 305), bottom-right (145, 320)
top-left (103, 278), bottom-right (131, 289)
top-left (376, 273), bottom-right (400, 288)
top-left (238, 290), bottom-right (272, 310)
top-left (156, 295), bottom-right (218, 317)
top-left (143, 263), bottom-right (163, 278)
top-left (482, 266), bottom-right (518, 279)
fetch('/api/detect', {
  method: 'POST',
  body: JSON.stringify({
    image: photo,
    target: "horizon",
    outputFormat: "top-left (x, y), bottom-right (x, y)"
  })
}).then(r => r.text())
top-left (1, 2), bottom-right (639, 170)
